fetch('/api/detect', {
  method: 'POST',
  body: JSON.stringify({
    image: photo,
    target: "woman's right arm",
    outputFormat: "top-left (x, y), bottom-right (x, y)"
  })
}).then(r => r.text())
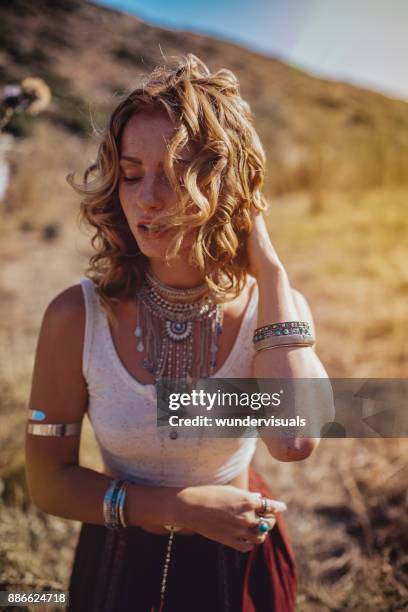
top-left (25, 285), bottom-right (278, 552)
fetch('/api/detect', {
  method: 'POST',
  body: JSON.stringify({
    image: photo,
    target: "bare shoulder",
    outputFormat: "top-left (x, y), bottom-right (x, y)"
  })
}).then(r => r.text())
top-left (44, 284), bottom-right (85, 325)
top-left (38, 284), bottom-right (86, 346)
top-left (34, 283), bottom-right (87, 390)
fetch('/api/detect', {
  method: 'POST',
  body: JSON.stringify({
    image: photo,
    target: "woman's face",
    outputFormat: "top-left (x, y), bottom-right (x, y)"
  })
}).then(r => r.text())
top-left (118, 108), bottom-right (193, 260)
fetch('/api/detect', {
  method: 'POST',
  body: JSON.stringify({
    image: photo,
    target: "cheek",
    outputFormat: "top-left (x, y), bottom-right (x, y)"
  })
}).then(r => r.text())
top-left (118, 185), bottom-right (134, 218)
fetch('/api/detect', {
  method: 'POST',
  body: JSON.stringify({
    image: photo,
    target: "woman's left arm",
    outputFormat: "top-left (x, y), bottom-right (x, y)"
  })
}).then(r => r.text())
top-left (247, 211), bottom-right (335, 461)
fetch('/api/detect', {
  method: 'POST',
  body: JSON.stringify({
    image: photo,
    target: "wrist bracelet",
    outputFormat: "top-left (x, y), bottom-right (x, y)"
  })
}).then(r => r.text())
top-left (256, 341), bottom-right (314, 352)
top-left (118, 481), bottom-right (129, 529)
top-left (254, 334), bottom-right (315, 352)
top-left (110, 482), bottom-right (122, 528)
top-left (103, 479), bottom-right (129, 530)
top-left (103, 479), bottom-right (117, 529)
top-left (253, 321), bottom-right (311, 343)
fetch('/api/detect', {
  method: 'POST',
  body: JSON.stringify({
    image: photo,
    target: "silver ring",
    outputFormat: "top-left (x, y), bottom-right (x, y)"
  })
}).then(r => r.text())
top-left (256, 496), bottom-right (272, 516)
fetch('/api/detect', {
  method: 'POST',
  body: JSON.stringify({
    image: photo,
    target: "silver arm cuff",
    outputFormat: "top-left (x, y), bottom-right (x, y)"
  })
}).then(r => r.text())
top-left (27, 423), bottom-right (81, 436)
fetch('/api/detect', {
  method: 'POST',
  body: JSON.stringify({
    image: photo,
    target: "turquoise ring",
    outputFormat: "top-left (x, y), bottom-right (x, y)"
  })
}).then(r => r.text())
top-left (258, 518), bottom-right (270, 534)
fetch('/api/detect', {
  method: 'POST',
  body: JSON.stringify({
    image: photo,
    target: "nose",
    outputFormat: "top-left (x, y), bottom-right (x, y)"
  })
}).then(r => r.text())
top-left (136, 171), bottom-right (166, 212)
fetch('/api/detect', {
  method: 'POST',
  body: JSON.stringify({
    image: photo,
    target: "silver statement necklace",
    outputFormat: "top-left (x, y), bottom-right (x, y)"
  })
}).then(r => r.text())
top-left (134, 268), bottom-right (224, 383)
top-left (133, 269), bottom-right (225, 611)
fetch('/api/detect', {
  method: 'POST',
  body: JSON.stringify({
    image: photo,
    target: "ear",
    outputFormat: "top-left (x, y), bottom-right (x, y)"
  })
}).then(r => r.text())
top-left (291, 289), bottom-right (317, 351)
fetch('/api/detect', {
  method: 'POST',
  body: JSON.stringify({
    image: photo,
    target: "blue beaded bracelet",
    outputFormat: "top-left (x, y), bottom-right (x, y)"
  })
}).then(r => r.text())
top-left (103, 479), bottom-right (128, 530)
top-left (253, 321), bottom-right (312, 344)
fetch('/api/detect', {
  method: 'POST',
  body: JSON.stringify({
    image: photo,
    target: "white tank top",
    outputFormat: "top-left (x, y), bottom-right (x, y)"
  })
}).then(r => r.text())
top-left (80, 277), bottom-right (259, 487)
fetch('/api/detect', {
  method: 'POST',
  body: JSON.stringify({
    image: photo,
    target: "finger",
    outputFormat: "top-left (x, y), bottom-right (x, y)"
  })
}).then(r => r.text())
top-left (243, 533), bottom-right (267, 546)
top-left (251, 494), bottom-right (287, 514)
top-left (254, 528), bottom-right (273, 544)
top-left (256, 517), bottom-right (276, 532)
top-left (249, 206), bottom-right (260, 220)
top-left (240, 519), bottom-right (277, 546)
top-left (255, 493), bottom-right (287, 514)
top-left (247, 516), bottom-right (277, 534)
top-left (254, 511), bottom-right (278, 523)
top-left (234, 538), bottom-right (255, 553)
top-left (249, 528), bottom-right (272, 545)
top-left (237, 531), bottom-right (267, 547)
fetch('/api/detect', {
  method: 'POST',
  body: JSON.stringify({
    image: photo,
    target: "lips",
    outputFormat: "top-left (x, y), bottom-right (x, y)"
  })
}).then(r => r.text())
top-left (137, 220), bottom-right (168, 235)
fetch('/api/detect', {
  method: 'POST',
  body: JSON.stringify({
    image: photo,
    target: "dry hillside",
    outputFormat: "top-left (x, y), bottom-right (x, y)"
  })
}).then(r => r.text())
top-left (1, 0), bottom-right (408, 196)
top-left (0, 1), bottom-right (407, 611)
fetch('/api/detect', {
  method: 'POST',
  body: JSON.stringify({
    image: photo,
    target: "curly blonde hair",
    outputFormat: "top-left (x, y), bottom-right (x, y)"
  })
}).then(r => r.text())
top-left (68, 53), bottom-right (268, 324)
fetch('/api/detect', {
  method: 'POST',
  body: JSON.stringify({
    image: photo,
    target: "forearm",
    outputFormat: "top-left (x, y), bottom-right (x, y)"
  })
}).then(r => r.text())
top-left (30, 463), bottom-right (187, 528)
top-left (254, 264), bottom-right (325, 377)
top-left (252, 263), bottom-right (334, 459)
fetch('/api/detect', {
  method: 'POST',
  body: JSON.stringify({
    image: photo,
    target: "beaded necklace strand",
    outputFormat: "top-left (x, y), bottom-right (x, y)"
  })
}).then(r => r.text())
top-left (137, 268), bottom-right (224, 611)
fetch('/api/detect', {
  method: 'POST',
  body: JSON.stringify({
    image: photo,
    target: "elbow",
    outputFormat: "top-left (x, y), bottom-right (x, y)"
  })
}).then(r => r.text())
top-left (25, 470), bottom-right (41, 510)
top-left (26, 480), bottom-right (51, 515)
top-left (266, 437), bottom-right (319, 462)
top-left (31, 496), bottom-right (49, 514)
top-left (29, 488), bottom-right (64, 518)
top-left (25, 469), bottom-right (57, 516)
top-left (27, 486), bottom-right (48, 514)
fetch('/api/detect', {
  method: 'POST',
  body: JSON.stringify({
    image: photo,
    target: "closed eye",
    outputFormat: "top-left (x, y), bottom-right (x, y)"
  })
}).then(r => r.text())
top-left (122, 176), bottom-right (142, 183)
top-left (121, 173), bottom-right (179, 186)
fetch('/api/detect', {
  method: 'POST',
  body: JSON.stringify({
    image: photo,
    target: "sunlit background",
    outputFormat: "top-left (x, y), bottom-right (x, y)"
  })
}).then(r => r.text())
top-left (0, 1), bottom-right (407, 610)
top-left (98, 0), bottom-right (408, 101)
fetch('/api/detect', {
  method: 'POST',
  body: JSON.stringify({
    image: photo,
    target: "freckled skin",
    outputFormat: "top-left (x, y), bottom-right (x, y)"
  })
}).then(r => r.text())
top-left (118, 108), bottom-right (198, 284)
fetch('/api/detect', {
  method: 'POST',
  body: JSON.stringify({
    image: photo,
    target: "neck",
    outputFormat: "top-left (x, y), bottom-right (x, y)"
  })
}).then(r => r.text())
top-left (147, 258), bottom-right (206, 290)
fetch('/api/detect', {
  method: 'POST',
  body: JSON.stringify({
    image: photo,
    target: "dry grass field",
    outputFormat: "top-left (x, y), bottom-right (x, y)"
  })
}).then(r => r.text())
top-left (0, 127), bottom-right (406, 609)
top-left (0, 1), bottom-right (407, 610)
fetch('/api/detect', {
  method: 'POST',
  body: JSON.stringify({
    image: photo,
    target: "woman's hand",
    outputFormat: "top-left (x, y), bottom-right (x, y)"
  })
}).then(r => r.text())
top-left (178, 484), bottom-right (286, 552)
top-left (246, 208), bottom-right (284, 279)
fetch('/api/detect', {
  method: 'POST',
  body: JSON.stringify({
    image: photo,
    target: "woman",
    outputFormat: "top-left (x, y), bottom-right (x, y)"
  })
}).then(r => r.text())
top-left (25, 54), bottom-right (330, 611)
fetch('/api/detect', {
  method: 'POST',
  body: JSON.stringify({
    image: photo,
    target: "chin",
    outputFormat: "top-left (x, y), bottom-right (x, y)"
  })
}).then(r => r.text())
top-left (134, 229), bottom-right (194, 260)
top-left (136, 241), bottom-right (168, 259)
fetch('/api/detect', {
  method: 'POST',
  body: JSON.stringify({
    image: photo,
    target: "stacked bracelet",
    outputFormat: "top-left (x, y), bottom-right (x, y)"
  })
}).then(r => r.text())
top-left (253, 321), bottom-right (311, 341)
top-left (253, 321), bottom-right (315, 351)
top-left (103, 479), bottom-right (129, 530)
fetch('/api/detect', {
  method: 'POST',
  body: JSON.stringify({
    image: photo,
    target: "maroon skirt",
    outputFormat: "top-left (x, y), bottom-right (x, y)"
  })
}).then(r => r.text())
top-left (67, 467), bottom-right (296, 612)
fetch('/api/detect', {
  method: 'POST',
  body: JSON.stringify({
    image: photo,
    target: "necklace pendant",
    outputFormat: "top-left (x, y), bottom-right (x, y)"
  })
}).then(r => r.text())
top-left (165, 320), bottom-right (193, 342)
top-left (136, 340), bottom-right (144, 352)
top-left (134, 325), bottom-right (143, 338)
